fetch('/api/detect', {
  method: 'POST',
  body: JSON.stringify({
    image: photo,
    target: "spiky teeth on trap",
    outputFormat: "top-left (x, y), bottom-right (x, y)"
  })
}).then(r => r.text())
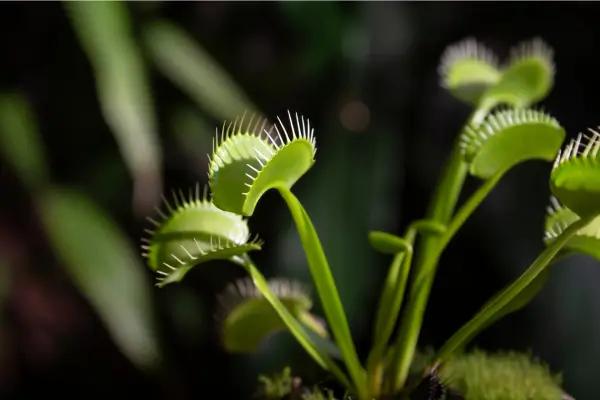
top-left (459, 108), bottom-right (565, 179)
top-left (544, 196), bottom-right (600, 261)
top-left (551, 128), bottom-right (600, 218)
top-left (438, 37), bottom-right (501, 105)
top-left (141, 184), bottom-right (263, 287)
top-left (439, 37), bottom-right (555, 108)
top-left (486, 37), bottom-right (555, 107)
top-left (208, 111), bottom-right (316, 217)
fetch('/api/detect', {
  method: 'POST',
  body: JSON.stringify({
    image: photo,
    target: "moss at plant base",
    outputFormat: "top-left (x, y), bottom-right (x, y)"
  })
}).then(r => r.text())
top-left (256, 367), bottom-right (340, 400)
top-left (439, 350), bottom-right (564, 400)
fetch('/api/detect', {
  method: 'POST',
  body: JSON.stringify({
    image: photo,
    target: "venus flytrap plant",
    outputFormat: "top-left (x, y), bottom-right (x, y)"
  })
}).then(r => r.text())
top-left (140, 36), bottom-right (598, 400)
top-left (207, 112), bottom-right (367, 398)
top-left (141, 183), bottom-right (350, 387)
top-left (430, 122), bottom-right (600, 395)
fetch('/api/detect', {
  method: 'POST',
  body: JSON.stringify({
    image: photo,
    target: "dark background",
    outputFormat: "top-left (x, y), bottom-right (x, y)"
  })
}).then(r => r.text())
top-left (1, 2), bottom-right (600, 399)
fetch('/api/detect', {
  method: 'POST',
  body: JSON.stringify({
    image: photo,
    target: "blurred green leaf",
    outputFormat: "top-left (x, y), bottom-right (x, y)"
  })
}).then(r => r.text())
top-left (39, 187), bottom-right (161, 370)
top-left (64, 1), bottom-right (162, 215)
top-left (0, 93), bottom-right (47, 192)
top-left (142, 20), bottom-right (261, 121)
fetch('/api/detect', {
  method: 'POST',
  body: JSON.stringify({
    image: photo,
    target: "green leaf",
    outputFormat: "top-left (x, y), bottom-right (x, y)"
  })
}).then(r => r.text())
top-left (216, 277), bottom-right (328, 353)
top-left (39, 187), bottom-right (160, 370)
top-left (439, 38), bottom-right (501, 105)
top-left (551, 129), bottom-right (600, 218)
top-left (459, 108), bottom-right (565, 179)
top-left (142, 20), bottom-right (260, 121)
top-left (64, 1), bottom-right (162, 214)
top-left (208, 112), bottom-right (316, 217)
top-left (0, 93), bottom-right (47, 192)
top-left (368, 231), bottom-right (412, 255)
top-left (277, 187), bottom-right (367, 400)
top-left (142, 185), bottom-right (263, 287)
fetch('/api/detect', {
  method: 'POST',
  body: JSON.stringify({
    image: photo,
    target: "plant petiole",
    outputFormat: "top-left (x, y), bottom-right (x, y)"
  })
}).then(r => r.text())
top-left (277, 185), bottom-right (368, 400)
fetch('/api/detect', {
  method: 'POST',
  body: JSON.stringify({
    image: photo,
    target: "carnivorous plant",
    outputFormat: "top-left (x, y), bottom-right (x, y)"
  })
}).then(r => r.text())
top-left (141, 37), bottom-right (598, 399)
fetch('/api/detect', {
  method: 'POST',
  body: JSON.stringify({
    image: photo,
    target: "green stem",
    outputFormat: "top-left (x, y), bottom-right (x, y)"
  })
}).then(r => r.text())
top-left (371, 253), bottom-right (408, 347)
top-left (385, 103), bottom-right (495, 394)
top-left (371, 229), bottom-right (416, 343)
top-left (277, 186), bottom-right (367, 400)
top-left (439, 171), bottom-right (504, 250)
top-left (366, 250), bottom-right (411, 397)
top-left (371, 221), bottom-right (446, 345)
top-left (366, 221), bottom-right (445, 397)
top-left (427, 105), bottom-right (492, 223)
top-left (387, 171), bottom-right (503, 391)
top-left (434, 215), bottom-right (595, 362)
top-left (237, 255), bottom-right (353, 390)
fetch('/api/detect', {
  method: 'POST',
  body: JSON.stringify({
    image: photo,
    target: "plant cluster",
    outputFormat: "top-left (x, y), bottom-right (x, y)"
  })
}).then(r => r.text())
top-left (142, 37), bottom-right (599, 399)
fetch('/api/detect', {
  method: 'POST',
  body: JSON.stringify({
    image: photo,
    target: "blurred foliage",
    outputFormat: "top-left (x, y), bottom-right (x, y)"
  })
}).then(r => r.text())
top-left (39, 188), bottom-right (160, 371)
top-left (0, 88), bottom-right (161, 372)
top-left (65, 1), bottom-right (163, 216)
top-left (0, 94), bottom-right (48, 192)
top-left (143, 20), bottom-right (261, 121)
